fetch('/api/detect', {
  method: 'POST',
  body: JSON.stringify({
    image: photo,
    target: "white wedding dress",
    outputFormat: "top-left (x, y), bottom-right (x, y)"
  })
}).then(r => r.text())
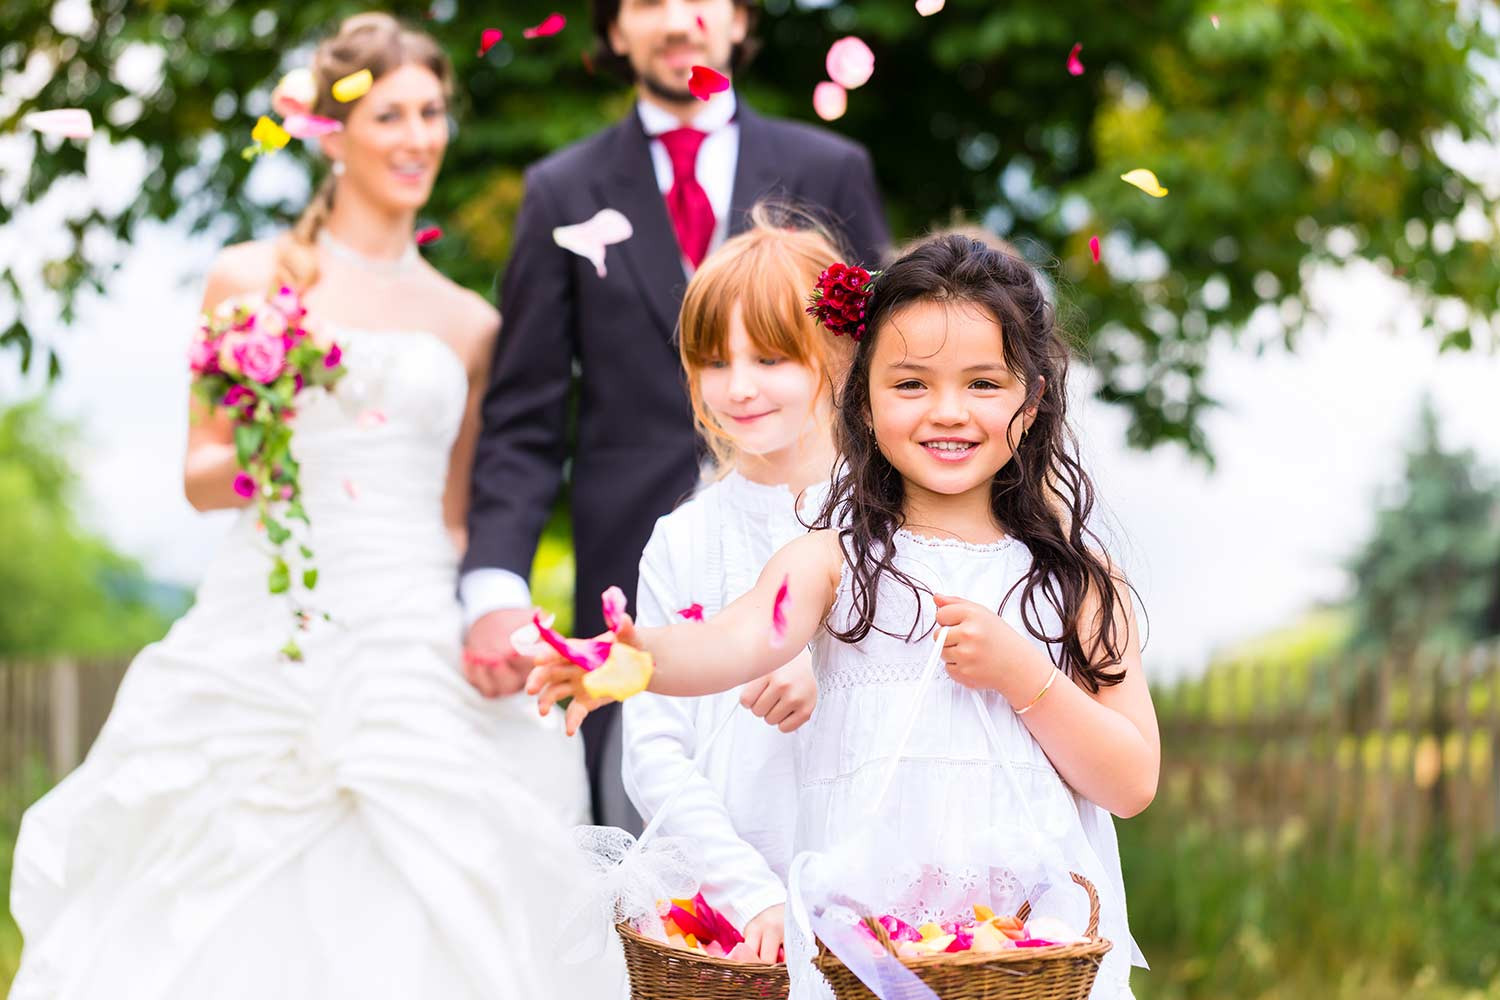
top-left (9, 328), bottom-right (622, 999)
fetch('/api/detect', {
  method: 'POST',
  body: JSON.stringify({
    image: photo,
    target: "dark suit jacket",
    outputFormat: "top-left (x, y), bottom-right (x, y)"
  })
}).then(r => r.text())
top-left (464, 101), bottom-right (888, 636)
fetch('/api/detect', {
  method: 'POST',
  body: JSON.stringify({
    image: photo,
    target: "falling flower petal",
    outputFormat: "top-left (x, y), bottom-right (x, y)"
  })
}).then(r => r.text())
top-left (282, 113), bottom-right (343, 139)
top-left (532, 612), bottom-right (612, 671)
top-left (331, 68), bottom-right (373, 103)
top-left (915, 0), bottom-right (945, 14)
top-left (356, 409), bottom-right (387, 428)
top-left (677, 603), bottom-right (705, 622)
top-left (601, 586), bottom-right (628, 632)
top-left (688, 65), bottom-right (731, 101)
top-left (252, 115), bottom-right (291, 151)
top-left (509, 612), bottom-right (557, 657)
top-left (523, 13), bottom-right (567, 38)
top-left (696, 15), bottom-right (706, 31)
top-left (1089, 235), bottom-right (1100, 263)
top-left (826, 37), bottom-right (875, 90)
top-left (552, 208), bottom-right (634, 278)
top-left (1211, 13), bottom-right (1220, 28)
top-left (1066, 43), bottom-right (1085, 76)
top-left (1120, 168), bottom-right (1169, 197)
top-left (415, 226), bottom-right (443, 246)
top-left (342, 479), bottom-right (358, 500)
top-left (478, 28), bottom-right (504, 56)
top-left (813, 81), bottom-right (848, 122)
top-left (271, 68), bottom-right (317, 118)
top-left (770, 574), bottom-right (790, 647)
top-left (233, 473), bottom-right (256, 499)
top-left (582, 640), bottom-right (655, 700)
top-left (21, 109), bottom-right (93, 140)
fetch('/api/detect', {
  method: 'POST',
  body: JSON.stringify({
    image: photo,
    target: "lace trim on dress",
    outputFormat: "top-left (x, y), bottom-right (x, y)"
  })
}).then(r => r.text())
top-left (895, 527), bottom-right (1021, 554)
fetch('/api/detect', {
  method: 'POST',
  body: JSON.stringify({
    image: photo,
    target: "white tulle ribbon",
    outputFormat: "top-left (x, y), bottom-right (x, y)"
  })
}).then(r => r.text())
top-left (559, 699), bottom-right (742, 963)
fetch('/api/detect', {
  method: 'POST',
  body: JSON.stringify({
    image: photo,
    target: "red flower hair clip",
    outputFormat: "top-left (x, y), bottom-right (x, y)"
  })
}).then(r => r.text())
top-left (806, 262), bottom-right (878, 341)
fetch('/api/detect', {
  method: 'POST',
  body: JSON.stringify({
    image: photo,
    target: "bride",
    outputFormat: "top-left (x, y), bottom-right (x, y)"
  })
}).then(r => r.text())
top-left (9, 13), bottom-right (616, 998)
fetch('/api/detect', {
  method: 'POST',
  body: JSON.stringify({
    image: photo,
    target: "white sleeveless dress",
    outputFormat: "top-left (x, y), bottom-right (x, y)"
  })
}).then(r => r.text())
top-left (9, 328), bottom-right (622, 999)
top-left (790, 529), bottom-right (1144, 1000)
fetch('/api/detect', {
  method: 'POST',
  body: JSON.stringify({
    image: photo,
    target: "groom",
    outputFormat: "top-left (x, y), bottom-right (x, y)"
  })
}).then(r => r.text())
top-left (461, 0), bottom-right (888, 827)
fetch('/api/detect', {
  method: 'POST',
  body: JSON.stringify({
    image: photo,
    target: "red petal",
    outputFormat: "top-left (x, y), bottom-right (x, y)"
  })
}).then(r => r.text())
top-left (522, 13), bottom-right (566, 38)
top-left (677, 603), bottom-right (705, 622)
top-left (478, 28), bottom-right (503, 56)
top-left (770, 574), bottom-right (790, 647)
top-left (696, 15), bottom-right (706, 31)
top-left (1089, 235), bottom-right (1100, 263)
top-left (1067, 43), bottom-right (1085, 76)
top-left (415, 226), bottom-right (443, 246)
top-left (687, 65), bottom-right (731, 102)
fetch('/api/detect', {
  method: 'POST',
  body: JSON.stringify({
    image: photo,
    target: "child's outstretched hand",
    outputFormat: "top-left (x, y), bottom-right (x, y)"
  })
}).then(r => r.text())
top-left (525, 614), bottom-right (640, 737)
top-left (932, 593), bottom-right (1025, 691)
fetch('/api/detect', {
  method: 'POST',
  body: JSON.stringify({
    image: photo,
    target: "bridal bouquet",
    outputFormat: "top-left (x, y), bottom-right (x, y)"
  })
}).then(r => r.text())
top-left (189, 286), bottom-right (347, 660)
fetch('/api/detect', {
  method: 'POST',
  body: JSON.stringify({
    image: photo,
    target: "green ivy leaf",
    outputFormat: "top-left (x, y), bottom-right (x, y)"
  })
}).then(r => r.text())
top-left (263, 516), bottom-right (290, 545)
top-left (299, 545), bottom-right (314, 559)
top-left (233, 422), bottom-right (265, 467)
top-left (302, 568), bottom-right (318, 590)
top-left (280, 639), bottom-right (304, 662)
top-left (268, 557), bottom-right (290, 594)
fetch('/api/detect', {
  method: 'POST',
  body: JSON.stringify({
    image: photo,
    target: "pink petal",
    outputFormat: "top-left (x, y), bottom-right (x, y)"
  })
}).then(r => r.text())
top-left (415, 226), bottom-right (443, 246)
top-left (522, 13), bottom-right (566, 38)
top-left (825, 37), bottom-right (874, 90)
top-left (696, 15), bottom-right (706, 31)
top-left (945, 930), bottom-right (974, 953)
top-left (532, 613), bottom-right (612, 671)
top-left (677, 603), bottom-right (705, 622)
top-left (667, 904), bottom-right (713, 943)
top-left (233, 473), bottom-right (256, 499)
top-left (601, 585), bottom-right (628, 632)
top-left (357, 409), bottom-right (387, 428)
top-left (478, 28), bottom-right (504, 55)
top-left (813, 82), bottom-right (848, 122)
top-left (770, 574), bottom-right (790, 648)
top-left (1211, 14), bottom-right (1220, 28)
top-left (1089, 235), bottom-right (1100, 263)
top-left (1014, 938), bottom-right (1059, 949)
top-left (552, 208), bottom-right (633, 278)
top-left (915, 0), bottom-right (945, 14)
top-left (1066, 43), bottom-right (1085, 77)
top-left (281, 113), bottom-right (344, 139)
top-left (343, 479), bottom-right (358, 500)
top-left (21, 109), bottom-right (93, 140)
top-left (688, 65), bottom-right (731, 102)
top-left (879, 915), bottom-right (924, 942)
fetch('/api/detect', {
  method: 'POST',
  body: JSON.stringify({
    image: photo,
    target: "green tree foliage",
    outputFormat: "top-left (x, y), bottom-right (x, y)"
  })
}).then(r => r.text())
top-left (2, 0), bottom-right (1497, 455)
top-left (0, 401), bottom-right (181, 657)
top-left (1347, 398), bottom-right (1500, 653)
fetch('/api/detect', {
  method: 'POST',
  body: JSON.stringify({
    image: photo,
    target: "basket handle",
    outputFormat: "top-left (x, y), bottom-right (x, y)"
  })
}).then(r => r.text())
top-left (1013, 873), bottom-right (1100, 939)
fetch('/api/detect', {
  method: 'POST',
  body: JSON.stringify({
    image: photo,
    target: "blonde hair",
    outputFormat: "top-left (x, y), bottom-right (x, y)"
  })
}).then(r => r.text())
top-left (678, 202), bottom-right (854, 470)
top-left (270, 13), bottom-right (454, 293)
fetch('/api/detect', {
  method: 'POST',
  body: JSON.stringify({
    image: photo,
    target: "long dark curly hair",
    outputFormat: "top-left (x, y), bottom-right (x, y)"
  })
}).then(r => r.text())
top-left (811, 234), bottom-right (1132, 693)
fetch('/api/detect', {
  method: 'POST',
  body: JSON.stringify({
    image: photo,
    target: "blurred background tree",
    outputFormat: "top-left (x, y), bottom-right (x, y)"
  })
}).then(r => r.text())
top-left (2, 0), bottom-right (1497, 458)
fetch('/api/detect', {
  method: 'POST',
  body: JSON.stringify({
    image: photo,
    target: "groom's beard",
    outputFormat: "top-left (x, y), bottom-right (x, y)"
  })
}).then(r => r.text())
top-left (638, 71), bottom-right (696, 106)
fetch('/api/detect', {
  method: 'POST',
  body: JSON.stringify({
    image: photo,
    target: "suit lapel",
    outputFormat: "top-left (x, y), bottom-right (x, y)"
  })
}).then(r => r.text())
top-left (728, 104), bottom-right (781, 236)
top-left (591, 109), bottom-right (684, 338)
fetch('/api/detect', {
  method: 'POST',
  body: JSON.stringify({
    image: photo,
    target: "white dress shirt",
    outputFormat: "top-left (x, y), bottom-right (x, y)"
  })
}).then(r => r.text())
top-left (459, 92), bottom-right (742, 629)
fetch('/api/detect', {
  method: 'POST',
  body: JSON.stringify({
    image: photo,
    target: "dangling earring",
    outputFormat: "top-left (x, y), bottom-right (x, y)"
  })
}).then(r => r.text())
top-left (331, 160), bottom-right (346, 176)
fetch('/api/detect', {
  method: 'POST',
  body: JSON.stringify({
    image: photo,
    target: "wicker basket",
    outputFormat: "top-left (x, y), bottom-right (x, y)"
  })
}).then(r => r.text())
top-left (813, 873), bottom-right (1112, 1000)
top-left (616, 921), bottom-right (790, 1000)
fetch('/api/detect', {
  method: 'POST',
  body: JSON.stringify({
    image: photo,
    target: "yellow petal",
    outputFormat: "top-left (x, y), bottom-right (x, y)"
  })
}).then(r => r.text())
top-left (1120, 168), bottom-right (1168, 197)
top-left (917, 922), bottom-right (944, 941)
top-left (582, 642), bottom-right (654, 701)
top-left (332, 68), bottom-right (373, 103)
top-left (973, 904), bottom-right (995, 922)
top-left (251, 115), bottom-right (290, 150)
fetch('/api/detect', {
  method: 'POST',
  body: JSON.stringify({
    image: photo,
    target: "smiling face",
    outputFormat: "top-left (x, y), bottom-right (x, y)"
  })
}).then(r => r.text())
top-left (608, 0), bottom-right (747, 106)
top-left (320, 63), bottom-right (448, 214)
top-left (867, 298), bottom-right (1039, 509)
top-left (698, 301), bottom-right (827, 461)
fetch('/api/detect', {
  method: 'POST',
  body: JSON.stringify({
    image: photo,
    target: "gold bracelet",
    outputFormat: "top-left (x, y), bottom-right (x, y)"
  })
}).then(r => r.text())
top-left (1014, 668), bottom-right (1058, 716)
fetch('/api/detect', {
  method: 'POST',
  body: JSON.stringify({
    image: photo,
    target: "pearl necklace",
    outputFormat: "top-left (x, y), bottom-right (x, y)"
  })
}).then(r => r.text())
top-left (317, 230), bottom-right (420, 275)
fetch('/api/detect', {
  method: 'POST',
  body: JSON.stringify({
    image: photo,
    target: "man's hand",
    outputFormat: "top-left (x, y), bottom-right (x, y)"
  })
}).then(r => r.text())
top-left (738, 651), bottom-right (817, 733)
top-left (463, 606), bottom-right (539, 698)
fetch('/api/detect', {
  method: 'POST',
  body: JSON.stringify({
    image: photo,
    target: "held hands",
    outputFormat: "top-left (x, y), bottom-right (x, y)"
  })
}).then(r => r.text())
top-left (462, 606), bottom-right (538, 698)
top-left (932, 593), bottom-right (1026, 692)
top-left (525, 613), bottom-right (640, 736)
top-left (738, 650), bottom-right (817, 733)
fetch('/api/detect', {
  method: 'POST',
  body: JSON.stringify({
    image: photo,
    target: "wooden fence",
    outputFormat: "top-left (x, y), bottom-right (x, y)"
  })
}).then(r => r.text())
top-left (1154, 641), bottom-right (1500, 866)
top-left (2, 659), bottom-right (129, 823)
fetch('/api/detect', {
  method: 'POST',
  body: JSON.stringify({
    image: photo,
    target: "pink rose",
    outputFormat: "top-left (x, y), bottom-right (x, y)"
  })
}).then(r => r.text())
top-left (222, 385), bottom-right (254, 407)
top-left (232, 333), bottom-right (287, 385)
top-left (324, 342), bottom-right (342, 368)
top-left (269, 285), bottom-right (306, 322)
top-left (254, 305), bottom-right (287, 340)
top-left (189, 336), bottom-right (220, 374)
top-left (233, 473), bottom-right (256, 498)
top-left (218, 332), bottom-right (248, 375)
